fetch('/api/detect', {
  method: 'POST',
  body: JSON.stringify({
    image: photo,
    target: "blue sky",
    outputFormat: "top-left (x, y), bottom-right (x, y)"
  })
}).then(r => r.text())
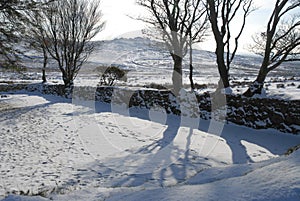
top-left (97, 0), bottom-right (275, 54)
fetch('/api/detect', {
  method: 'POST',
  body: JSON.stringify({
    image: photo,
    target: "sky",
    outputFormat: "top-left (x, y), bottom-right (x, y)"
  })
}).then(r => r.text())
top-left (96, 0), bottom-right (147, 40)
top-left (96, 0), bottom-right (276, 54)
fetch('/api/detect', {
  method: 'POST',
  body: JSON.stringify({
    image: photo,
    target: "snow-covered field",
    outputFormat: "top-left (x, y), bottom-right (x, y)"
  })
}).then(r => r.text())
top-left (1, 37), bottom-right (300, 200)
top-left (0, 92), bottom-right (300, 201)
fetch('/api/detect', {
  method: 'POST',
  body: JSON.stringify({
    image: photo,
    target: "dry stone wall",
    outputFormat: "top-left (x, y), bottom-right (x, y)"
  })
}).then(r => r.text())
top-left (1, 83), bottom-right (299, 134)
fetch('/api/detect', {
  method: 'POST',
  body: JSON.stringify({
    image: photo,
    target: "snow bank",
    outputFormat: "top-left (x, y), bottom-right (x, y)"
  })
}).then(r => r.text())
top-left (107, 151), bottom-right (300, 201)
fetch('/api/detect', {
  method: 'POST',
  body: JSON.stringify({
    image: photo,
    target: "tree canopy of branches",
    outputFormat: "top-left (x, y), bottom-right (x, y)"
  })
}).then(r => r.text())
top-left (244, 0), bottom-right (300, 97)
top-left (40, 0), bottom-right (104, 89)
top-left (0, 0), bottom-right (42, 67)
top-left (206, 0), bottom-right (254, 89)
top-left (137, 0), bottom-right (208, 94)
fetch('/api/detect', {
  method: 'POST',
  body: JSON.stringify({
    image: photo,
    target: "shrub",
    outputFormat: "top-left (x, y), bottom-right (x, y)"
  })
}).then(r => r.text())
top-left (194, 83), bottom-right (208, 90)
top-left (99, 66), bottom-right (127, 86)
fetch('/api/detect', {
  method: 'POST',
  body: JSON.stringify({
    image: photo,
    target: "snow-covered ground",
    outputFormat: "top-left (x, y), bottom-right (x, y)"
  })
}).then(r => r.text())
top-left (0, 92), bottom-right (299, 200)
top-left (1, 37), bottom-right (300, 200)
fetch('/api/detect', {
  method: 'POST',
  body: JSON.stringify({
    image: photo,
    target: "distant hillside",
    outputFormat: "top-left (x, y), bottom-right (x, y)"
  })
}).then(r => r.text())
top-left (16, 37), bottom-right (300, 78)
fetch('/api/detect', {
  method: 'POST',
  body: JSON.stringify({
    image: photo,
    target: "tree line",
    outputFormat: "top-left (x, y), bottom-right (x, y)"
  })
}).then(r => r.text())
top-left (139, 0), bottom-right (300, 96)
top-left (0, 0), bottom-right (299, 97)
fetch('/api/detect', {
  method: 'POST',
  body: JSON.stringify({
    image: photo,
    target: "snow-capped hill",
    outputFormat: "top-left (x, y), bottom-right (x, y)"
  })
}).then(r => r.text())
top-left (2, 37), bottom-right (300, 100)
top-left (103, 37), bottom-right (161, 50)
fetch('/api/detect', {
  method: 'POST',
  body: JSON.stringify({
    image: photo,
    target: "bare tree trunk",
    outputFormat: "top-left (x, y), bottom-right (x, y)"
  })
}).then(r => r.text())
top-left (62, 72), bottom-right (74, 97)
top-left (216, 45), bottom-right (230, 89)
top-left (63, 76), bottom-right (73, 89)
top-left (171, 54), bottom-right (183, 95)
top-left (42, 70), bottom-right (46, 83)
top-left (42, 45), bottom-right (47, 83)
top-left (189, 35), bottom-right (195, 91)
top-left (189, 65), bottom-right (195, 91)
top-left (61, 69), bottom-right (71, 87)
top-left (207, 2), bottom-right (230, 89)
top-left (218, 66), bottom-right (230, 89)
top-left (243, 65), bottom-right (268, 97)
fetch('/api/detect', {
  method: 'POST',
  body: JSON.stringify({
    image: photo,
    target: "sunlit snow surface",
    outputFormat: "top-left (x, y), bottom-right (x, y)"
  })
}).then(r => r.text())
top-left (0, 93), bottom-right (299, 201)
top-left (0, 38), bottom-right (300, 200)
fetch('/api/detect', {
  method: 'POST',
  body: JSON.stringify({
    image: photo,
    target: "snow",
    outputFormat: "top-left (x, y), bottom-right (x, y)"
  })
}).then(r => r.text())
top-left (0, 92), bottom-right (300, 201)
top-left (1, 37), bottom-right (300, 200)
top-left (5, 37), bottom-right (299, 100)
top-left (107, 151), bottom-right (300, 201)
top-left (222, 87), bottom-right (233, 95)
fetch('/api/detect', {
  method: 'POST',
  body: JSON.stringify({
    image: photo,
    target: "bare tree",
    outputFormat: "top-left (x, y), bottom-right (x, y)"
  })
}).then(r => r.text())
top-left (41, 0), bottom-right (104, 89)
top-left (206, 0), bottom-right (254, 89)
top-left (137, 0), bottom-right (208, 94)
top-left (244, 0), bottom-right (300, 97)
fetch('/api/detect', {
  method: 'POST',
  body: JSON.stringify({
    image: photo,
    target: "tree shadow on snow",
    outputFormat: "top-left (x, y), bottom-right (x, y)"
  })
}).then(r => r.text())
top-left (58, 103), bottom-right (215, 189)
top-left (31, 93), bottom-right (299, 193)
top-left (0, 92), bottom-right (72, 127)
top-left (198, 119), bottom-right (300, 164)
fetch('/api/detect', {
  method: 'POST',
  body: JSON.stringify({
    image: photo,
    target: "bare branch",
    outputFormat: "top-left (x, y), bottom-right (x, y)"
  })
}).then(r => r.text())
top-left (207, 0), bottom-right (254, 88)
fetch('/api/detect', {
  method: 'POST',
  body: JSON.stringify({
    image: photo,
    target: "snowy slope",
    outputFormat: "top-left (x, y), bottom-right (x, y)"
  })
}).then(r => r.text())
top-left (4, 37), bottom-right (300, 100)
top-left (0, 92), bottom-right (300, 201)
top-left (106, 152), bottom-right (300, 201)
